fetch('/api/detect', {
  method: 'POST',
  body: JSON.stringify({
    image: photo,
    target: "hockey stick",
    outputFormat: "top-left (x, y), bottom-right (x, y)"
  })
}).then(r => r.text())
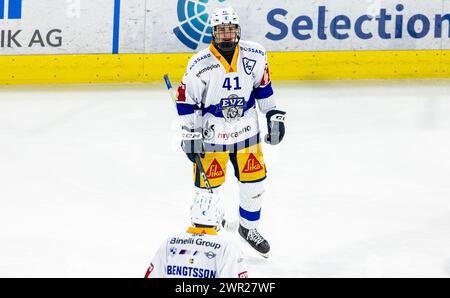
top-left (163, 74), bottom-right (238, 232)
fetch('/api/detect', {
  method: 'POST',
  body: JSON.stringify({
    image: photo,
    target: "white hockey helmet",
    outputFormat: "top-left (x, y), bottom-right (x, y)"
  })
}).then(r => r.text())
top-left (211, 7), bottom-right (241, 51)
top-left (190, 192), bottom-right (224, 227)
top-left (210, 7), bottom-right (240, 27)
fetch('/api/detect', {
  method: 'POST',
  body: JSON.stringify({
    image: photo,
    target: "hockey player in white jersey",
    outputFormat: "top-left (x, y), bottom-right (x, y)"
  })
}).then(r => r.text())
top-left (145, 192), bottom-right (248, 278)
top-left (175, 7), bottom-right (286, 258)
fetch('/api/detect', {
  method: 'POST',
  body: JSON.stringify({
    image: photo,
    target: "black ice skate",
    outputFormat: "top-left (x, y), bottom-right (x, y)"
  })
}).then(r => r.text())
top-left (239, 225), bottom-right (270, 258)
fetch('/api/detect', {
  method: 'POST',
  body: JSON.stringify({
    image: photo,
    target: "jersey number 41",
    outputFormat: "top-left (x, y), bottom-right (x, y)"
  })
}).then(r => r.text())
top-left (223, 77), bottom-right (242, 91)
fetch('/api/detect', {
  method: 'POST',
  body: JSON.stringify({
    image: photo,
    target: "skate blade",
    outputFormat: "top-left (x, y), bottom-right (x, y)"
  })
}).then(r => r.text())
top-left (239, 237), bottom-right (270, 259)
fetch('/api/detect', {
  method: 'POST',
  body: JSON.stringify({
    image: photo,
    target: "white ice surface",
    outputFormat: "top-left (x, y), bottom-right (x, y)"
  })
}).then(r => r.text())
top-left (0, 80), bottom-right (449, 277)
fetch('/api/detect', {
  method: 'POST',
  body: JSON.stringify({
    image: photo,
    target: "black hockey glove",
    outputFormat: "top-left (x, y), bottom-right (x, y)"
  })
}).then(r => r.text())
top-left (181, 126), bottom-right (205, 163)
top-left (264, 109), bottom-right (286, 145)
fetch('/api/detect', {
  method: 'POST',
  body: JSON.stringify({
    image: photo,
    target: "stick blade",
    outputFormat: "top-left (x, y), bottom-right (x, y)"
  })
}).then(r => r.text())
top-left (163, 74), bottom-right (172, 90)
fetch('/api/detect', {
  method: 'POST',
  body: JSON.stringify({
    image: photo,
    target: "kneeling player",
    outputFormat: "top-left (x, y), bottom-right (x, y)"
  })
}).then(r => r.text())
top-left (145, 193), bottom-right (248, 278)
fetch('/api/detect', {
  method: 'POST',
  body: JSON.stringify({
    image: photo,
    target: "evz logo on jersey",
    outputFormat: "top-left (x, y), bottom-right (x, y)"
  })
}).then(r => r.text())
top-left (219, 95), bottom-right (246, 122)
top-left (242, 58), bottom-right (256, 75)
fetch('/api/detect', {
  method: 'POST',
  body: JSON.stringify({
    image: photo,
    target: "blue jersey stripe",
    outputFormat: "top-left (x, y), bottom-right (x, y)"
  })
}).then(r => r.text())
top-left (254, 82), bottom-right (274, 100)
top-left (177, 103), bottom-right (197, 115)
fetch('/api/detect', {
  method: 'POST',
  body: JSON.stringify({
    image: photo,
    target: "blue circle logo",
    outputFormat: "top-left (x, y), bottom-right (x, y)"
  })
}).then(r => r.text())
top-left (174, 0), bottom-right (226, 50)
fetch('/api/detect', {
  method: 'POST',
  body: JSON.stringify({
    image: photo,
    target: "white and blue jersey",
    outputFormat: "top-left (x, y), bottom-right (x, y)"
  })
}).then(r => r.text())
top-left (145, 227), bottom-right (248, 278)
top-left (176, 40), bottom-right (276, 152)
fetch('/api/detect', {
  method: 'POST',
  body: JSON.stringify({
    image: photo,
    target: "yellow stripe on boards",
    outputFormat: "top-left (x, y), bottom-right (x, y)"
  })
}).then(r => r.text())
top-left (0, 53), bottom-right (191, 85)
top-left (268, 50), bottom-right (446, 80)
top-left (0, 50), bottom-right (449, 85)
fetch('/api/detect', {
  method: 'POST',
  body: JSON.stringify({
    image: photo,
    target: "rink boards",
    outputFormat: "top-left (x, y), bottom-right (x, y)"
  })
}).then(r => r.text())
top-left (2, 50), bottom-right (450, 84)
top-left (3, 0), bottom-right (450, 84)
